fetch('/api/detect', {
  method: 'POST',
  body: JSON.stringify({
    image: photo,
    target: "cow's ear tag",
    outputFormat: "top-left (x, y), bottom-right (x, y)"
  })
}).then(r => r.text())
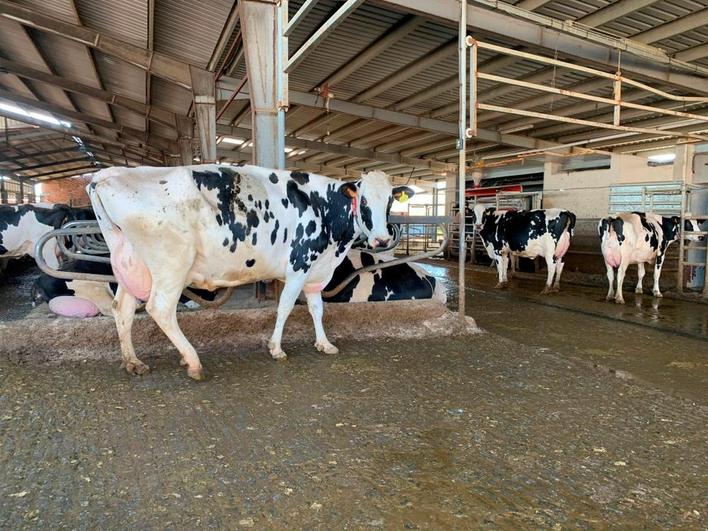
top-left (397, 191), bottom-right (409, 203)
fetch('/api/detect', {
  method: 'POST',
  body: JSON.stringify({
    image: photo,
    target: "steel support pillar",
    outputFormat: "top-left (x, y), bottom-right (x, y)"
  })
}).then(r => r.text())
top-left (457, 0), bottom-right (467, 320)
top-left (189, 66), bottom-right (216, 163)
top-left (240, 0), bottom-right (285, 169)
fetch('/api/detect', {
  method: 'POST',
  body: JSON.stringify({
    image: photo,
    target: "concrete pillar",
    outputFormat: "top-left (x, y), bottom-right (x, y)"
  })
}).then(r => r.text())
top-left (189, 67), bottom-right (217, 163)
top-left (673, 144), bottom-right (695, 185)
top-left (176, 116), bottom-right (194, 166)
top-left (240, 0), bottom-right (285, 169)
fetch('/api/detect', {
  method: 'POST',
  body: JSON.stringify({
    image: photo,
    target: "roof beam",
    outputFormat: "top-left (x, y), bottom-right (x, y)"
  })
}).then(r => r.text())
top-left (674, 43), bottom-right (708, 64)
top-left (219, 80), bottom-right (565, 151)
top-left (0, 57), bottom-right (182, 128)
top-left (375, 0), bottom-right (708, 93)
top-left (0, 0), bottom-right (208, 90)
top-left (216, 124), bottom-right (457, 171)
top-left (0, 88), bottom-right (174, 150)
top-left (633, 9), bottom-right (708, 44)
top-left (576, 0), bottom-right (658, 28)
top-left (27, 164), bottom-right (99, 180)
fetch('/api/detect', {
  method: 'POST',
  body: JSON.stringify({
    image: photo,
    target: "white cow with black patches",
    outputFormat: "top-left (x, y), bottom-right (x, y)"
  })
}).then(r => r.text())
top-left (470, 205), bottom-right (576, 294)
top-left (0, 203), bottom-right (94, 269)
top-left (88, 164), bottom-right (412, 380)
top-left (598, 212), bottom-right (704, 304)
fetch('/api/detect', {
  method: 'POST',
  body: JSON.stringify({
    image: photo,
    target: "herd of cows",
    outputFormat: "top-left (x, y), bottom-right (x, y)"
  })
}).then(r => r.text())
top-left (0, 163), bottom-right (704, 378)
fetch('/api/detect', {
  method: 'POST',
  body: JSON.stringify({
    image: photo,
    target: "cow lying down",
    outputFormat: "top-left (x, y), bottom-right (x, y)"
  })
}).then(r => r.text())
top-left (32, 260), bottom-right (217, 317)
top-left (322, 250), bottom-right (446, 303)
top-left (471, 205), bottom-right (576, 294)
top-left (0, 203), bottom-right (94, 270)
top-left (598, 212), bottom-right (704, 304)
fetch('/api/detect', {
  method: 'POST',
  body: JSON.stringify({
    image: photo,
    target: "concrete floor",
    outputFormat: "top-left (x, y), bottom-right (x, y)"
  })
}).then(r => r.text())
top-left (0, 260), bottom-right (707, 528)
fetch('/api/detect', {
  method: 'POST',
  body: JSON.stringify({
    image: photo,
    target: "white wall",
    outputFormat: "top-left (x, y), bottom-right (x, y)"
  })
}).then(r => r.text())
top-left (542, 152), bottom-right (674, 219)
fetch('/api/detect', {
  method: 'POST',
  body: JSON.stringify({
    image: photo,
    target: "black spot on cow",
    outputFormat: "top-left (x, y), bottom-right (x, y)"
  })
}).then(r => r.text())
top-left (286, 180), bottom-right (311, 216)
top-left (269, 173), bottom-right (279, 184)
top-left (281, 198), bottom-right (289, 209)
top-left (216, 214), bottom-right (223, 225)
top-left (248, 194), bottom-right (253, 201)
top-left (359, 197), bottom-right (373, 231)
top-left (634, 212), bottom-right (659, 250)
top-left (270, 219), bottom-right (280, 245)
top-left (222, 237), bottom-right (229, 247)
top-left (192, 167), bottom-right (257, 254)
top-left (265, 200), bottom-right (270, 210)
top-left (159, 180), bottom-right (167, 184)
top-left (246, 258), bottom-right (256, 267)
top-left (263, 211), bottom-right (270, 223)
top-left (290, 171), bottom-right (309, 185)
top-left (305, 220), bottom-right (316, 236)
top-left (251, 232), bottom-right (257, 245)
top-left (282, 227), bottom-right (288, 243)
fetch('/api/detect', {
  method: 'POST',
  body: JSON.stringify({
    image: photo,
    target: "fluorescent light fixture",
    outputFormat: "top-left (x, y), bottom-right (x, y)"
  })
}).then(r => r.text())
top-left (220, 137), bottom-right (245, 145)
top-left (284, 147), bottom-right (294, 153)
top-left (499, 124), bottom-right (534, 134)
top-left (647, 153), bottom-right (675, 164)
top-left (435, 181), bottom-right (447, 189)
top-left (0, 102), bottom-right (71, 127)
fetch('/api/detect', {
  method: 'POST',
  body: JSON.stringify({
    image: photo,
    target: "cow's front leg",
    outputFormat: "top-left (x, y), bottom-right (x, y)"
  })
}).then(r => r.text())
top-left (653, 253), bottom-right (665, 297)
top-left (304, 287), bottom-right (338, 355)
top-left (268, 276), bottom-right (307, 360)
top-left (494, 253), bottom-right (507, 289)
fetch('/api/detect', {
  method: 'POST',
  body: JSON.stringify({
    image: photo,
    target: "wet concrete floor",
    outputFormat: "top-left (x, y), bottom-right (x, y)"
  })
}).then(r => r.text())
top-left (1, 261), bottom-right (707, 528)
top-left (419, 261), bottom-right (707, 403)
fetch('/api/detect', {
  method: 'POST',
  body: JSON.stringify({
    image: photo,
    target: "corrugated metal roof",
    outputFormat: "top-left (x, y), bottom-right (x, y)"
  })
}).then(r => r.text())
top-left (1, 0), bottom-right (707, 182)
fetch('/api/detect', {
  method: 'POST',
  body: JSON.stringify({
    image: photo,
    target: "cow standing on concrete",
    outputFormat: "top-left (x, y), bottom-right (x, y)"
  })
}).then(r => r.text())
top-left (598, 212), bottom-right (704, 304)
top-left (88, 164), bottom-right (413, 379)
top-left (0, 203), bottom-right (94, 271)
top-left (470, 205), bottom-right (576, 294)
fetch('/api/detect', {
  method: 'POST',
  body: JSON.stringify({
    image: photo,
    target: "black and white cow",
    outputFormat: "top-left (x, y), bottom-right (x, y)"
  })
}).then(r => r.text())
top-left (598, 212), bottom-right (704, 304)
top-left (0, 203), bottom-right (94, 270)
top-left (88, 164), bottom-right (413, 379)
top-left (322, 250), bottom-right (446, 303)
top-left (470, 205), bottom-right (576, 294)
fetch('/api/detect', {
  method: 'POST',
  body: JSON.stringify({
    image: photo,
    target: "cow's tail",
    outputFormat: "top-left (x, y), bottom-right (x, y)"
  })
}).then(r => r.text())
top-left (599, 217), bottom-right (623, 268)
top-left (564, 211), bottom-right (577, 237)
top-left (430, 276), bottom-right (447, 304)
top-left (86, 180), bottom-right (122, 252)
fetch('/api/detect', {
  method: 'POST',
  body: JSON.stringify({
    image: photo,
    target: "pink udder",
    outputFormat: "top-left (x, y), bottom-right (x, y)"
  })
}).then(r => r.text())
top-left (303, 282), bottom-right (326, 294)
top-left (48, 296), bottom-right (100, 318)
top-left (603, 245), bottom-right (622, 269)
top-left (554, 231), bottom-right (571, 259)
top-left (111, 233), bottom-right (152, 301)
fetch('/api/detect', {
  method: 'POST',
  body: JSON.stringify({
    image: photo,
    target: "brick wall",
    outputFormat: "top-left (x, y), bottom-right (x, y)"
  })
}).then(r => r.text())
top-left (42, 175), bottom-right (92, 206)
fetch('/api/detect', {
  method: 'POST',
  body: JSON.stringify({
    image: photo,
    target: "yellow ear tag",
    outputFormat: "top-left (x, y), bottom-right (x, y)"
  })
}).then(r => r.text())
top-left (398, 191), bottom-right (409, 203)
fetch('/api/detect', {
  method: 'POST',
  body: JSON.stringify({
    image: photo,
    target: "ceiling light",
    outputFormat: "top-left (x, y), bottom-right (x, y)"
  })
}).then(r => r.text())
top-left (220, 137), bottom-right (245, 145)
top-left (647, 153), bottom-right (675, 164)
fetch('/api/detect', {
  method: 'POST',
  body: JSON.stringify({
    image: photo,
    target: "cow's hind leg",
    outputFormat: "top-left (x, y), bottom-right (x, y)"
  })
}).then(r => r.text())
top-left (112, 286), bottom-right (149, 376)
top-left (551, 258), bottom-right (565, 292)
top-left (605, 264), bottom-right (615, 301)
top-left (615, 261), bottom-right (628, 304)
top-left (268, 276), bottom-right (307, 360)
top-left (635, 262), bottom-right (645, 294)
top-left (653, 252), bottom-right (666, 297)
top-left (540, 255), bottom-right (556, 295)
top-left (304, 289), bottom-right (338, 355)
top-left (146, 273), bottom-right (204, 380)
top-left (494, 253), bottom-right (508, 289)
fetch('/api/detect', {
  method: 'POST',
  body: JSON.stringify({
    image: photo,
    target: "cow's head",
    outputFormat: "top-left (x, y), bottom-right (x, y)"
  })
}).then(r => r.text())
top-left (663, 216), bottom-right (705, 243)
top-left (339, 170), bottom-right (414, 248)
top-left (685, 218), bottom-right (706, 242)
top-left (469, 204), bottom-right (493, 230)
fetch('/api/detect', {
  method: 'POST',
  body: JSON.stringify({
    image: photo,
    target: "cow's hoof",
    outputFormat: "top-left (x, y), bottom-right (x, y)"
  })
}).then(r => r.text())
top-left (605, 295), bottom-right (614, 302)
top-left (494, 282), bottom-right (508, 289)
top-left (653, 291), bottom-right (663, 298)
top-left (315, 341), bottom-right (339, 355)
top-left (122, 360), bottom-right (150, 376)
top-left (268, 342), bottom-right (287, 360)
top-left (540, 287), bottom-right (552, 295)
top-left (187, 366), bottom-right (205, 381)
top-left (635, 287), bottom-right (643, 294)
top-left (615, 298), bottom-right (625, 305)
top-left (550, 286), bottom-right (560, 293)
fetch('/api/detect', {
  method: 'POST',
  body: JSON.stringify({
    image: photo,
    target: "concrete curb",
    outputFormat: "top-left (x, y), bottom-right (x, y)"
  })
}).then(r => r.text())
top-left (0, 300), bottom-right (479, 363)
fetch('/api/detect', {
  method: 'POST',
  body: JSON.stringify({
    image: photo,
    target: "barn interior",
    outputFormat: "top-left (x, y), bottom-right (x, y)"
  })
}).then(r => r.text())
top-left (0, 0), bottom-right (707, 528)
